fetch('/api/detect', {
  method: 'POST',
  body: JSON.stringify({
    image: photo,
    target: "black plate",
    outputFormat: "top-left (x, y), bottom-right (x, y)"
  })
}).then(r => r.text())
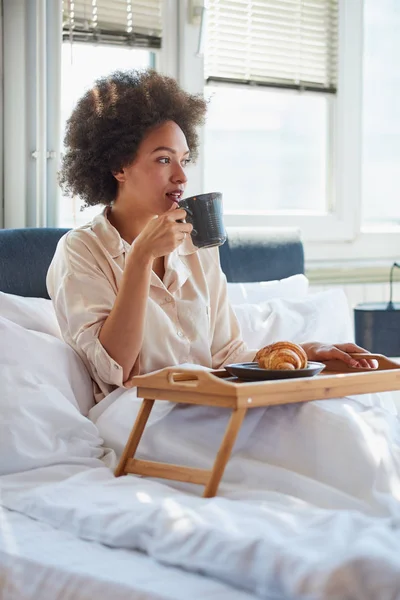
top-left (224, 361), bottom-right (326, 381)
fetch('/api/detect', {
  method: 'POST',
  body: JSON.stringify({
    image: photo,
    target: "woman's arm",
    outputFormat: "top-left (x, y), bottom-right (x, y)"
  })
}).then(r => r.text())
top-left (98, 207), bottom-right (192, 381)
top-left (98, 244), bottom-right (152, 381)
top-left (48, 207), bottom-right (192, 388)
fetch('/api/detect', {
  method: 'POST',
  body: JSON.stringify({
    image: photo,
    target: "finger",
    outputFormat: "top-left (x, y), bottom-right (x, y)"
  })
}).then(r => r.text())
top-left (177, 231), bottom-right (190, 244)
top-left (357, 359), bottom-right (372, 368)
top-left (351, 350), bottom-right (377, 368)
top-left (177, 222), bottom-right (193, 233)
top-left (166, 202), bottom-right (180, 211)
top-left (336, 343), bottom-right (370, 355)
top-left (335, 343), bottom-right (373, 367)
top-left (333, 344), bottom-right (379, 368)
top-left (166, 208), bottom-right (187, 221)
top-left (366, 358), bottom-right (378, 369)
top-left (329, 347), bottom-right (359, 367)
top-left (351, 359), bottom-right (378, 369)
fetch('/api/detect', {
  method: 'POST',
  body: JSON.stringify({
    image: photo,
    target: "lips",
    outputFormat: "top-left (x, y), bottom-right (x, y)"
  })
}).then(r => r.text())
top-left (167, 189), bottom-right (183, 202)
top-left (166, 190), bottom-right (184, 204)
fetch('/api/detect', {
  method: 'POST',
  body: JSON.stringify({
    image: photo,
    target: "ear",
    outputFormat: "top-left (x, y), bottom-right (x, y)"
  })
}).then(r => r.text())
top-left (112, 167), bottom-right (126, 183)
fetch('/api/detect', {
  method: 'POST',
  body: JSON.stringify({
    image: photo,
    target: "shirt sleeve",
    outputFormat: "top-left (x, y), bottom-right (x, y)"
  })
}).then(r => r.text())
top-left (208, 248), bottom-right (257, 369)
top-left (47, 233), bottom-right (137, 388)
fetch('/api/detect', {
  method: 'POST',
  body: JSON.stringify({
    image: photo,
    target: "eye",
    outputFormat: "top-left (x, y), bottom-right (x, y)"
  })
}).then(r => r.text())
top-left (182, 158), bottom-right (192, 167)
top-left (157, 157), bottom-right (171, 164)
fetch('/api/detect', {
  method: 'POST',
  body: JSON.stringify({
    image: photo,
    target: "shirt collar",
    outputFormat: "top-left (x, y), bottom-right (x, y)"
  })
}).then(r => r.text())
top-left (91, 206), bottom-right (198, 259)
top-left (91, 207), bottom-right (125, 259)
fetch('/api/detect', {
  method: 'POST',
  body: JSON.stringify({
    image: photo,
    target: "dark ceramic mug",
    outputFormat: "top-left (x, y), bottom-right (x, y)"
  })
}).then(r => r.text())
top-left (178, 192), bottom-right (226, 249)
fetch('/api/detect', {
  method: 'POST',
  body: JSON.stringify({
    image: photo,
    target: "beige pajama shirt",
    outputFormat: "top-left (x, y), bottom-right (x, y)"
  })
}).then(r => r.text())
top-left (47, 208), bottom-right (255, 402)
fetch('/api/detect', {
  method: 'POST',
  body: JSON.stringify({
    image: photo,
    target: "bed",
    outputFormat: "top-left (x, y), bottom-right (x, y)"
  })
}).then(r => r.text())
top-left (3, 225), bottom-right (399, 600)
top-left (4, 221), bottom-right (400, 600)
top-left (0, 225), bottom-right (305, 600)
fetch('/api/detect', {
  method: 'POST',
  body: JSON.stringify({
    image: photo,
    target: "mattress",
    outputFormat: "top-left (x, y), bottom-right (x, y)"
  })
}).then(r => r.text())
top-left (0, 507), bottom-right (255, 600)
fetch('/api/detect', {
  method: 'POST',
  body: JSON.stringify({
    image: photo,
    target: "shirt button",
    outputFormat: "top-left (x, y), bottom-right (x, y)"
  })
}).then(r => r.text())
top-left (177, 330), bottom-right (184, 338)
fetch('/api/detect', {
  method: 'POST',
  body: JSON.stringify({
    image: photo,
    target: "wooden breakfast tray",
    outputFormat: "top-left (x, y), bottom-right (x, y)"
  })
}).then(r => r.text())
top-left (115, 353), bottom-right (400, 497)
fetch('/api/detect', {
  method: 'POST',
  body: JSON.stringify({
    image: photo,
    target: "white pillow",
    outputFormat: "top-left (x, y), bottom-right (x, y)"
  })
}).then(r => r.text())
top-left (0, 292), bottom-right (61, 338)
top-left (0, 317), bottom-right (100, 476)
top-left (232, 288), bottom-right (354, 350)
top-left (227, 274), bottom-right (309, 306)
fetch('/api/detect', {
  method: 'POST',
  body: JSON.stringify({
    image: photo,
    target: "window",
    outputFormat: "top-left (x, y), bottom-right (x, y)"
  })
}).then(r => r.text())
top-left (203, 0), bottom-right (338, 217)
top-left (4, 0), bottom-right (399, 260)
top-left (58, 0), bottom-right (162, 227)
top-left (204, 85), bottom-right (329, 214)
top-left (362, 0), bottom-right (400, 227)
top-left (59, 43), bottom-right (153, 228)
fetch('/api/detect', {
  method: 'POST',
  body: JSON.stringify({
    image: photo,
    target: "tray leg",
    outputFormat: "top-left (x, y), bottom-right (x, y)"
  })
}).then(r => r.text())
top-left (203, 407), bottom-right (247, 498)
top-left (114, 398), bottom-right (155, 477)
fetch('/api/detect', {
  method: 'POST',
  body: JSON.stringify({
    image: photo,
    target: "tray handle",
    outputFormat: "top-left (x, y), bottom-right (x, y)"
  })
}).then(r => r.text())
top-left (126, 366), bottom-right (232, 390)
top-left (323, 352), bottom-right (400, 372)
top-left (166, 368), bottom-right (232, 387)
top-left (167, 371), bottom-right (203, 387)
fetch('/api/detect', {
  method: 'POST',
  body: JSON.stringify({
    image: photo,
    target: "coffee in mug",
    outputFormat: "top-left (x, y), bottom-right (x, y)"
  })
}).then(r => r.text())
top-left (178, 192), bottom-right (226, 249)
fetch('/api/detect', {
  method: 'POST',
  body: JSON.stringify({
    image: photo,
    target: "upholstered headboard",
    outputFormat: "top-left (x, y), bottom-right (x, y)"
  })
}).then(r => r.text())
top-left (0, 226), bottom-right (304, 298)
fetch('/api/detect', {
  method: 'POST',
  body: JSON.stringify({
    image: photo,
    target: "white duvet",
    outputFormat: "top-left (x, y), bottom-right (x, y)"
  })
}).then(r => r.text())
top-left (2, 288), bottom-right (400, 599)
top-left (3, 383), bottom-right (400, 599)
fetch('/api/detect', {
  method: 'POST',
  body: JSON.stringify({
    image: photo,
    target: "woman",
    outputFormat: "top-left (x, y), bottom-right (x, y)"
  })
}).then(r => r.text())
top-left (47, 69), bottom-right (372, 404)
top-left (46, 68), bottom-right (400, 512)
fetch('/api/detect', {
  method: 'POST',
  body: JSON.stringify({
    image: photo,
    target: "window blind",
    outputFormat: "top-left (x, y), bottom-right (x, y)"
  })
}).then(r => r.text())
top-left (62, 0), bottom-right (162, 48)
top-left (205, 0), bottom-right (338, 93)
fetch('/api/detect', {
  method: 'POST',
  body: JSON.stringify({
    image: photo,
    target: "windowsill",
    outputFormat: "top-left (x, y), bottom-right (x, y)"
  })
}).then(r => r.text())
top-left (306, 260), bottom-right (399, 285)
top-left (362, 224), bottom-right (400, 234)
top-left (305, 229), bottom-right (400, 270)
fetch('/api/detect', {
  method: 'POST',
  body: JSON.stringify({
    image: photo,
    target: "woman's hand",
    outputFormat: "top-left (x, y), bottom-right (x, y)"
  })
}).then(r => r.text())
top-left (130, 206), bottom-right (193, 262)
top-left (300, 342), bottom-right (377, 369)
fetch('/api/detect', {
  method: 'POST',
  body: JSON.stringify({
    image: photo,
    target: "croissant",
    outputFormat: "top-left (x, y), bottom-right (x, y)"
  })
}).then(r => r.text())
top-left (255, 341), bottom-right (307, 370)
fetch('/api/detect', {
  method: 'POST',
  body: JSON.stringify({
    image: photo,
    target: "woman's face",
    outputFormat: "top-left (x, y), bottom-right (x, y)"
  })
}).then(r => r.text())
top-left (114, 120), bottom-right (190, 216)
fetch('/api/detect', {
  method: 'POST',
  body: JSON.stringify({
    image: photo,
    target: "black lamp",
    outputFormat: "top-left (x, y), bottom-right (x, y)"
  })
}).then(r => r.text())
top-left (354, 262), bottom-right (400, 356)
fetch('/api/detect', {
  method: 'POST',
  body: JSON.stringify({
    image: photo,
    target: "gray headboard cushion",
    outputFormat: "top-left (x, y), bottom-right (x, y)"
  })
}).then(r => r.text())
top-left (219, 227), bottom-right (304, 283)
top-left (0, 226), bottom-right (304, 298)
top-left (0, 228), bottom-right (69, 298)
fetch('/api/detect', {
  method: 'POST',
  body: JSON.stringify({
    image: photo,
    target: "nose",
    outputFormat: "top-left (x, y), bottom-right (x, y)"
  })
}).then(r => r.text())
top-left (172, 162), bottom-right (188, 185)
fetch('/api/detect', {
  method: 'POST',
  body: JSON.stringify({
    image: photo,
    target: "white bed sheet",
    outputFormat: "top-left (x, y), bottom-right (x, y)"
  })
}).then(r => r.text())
top-left (0, 507), bottom-right (256, 600)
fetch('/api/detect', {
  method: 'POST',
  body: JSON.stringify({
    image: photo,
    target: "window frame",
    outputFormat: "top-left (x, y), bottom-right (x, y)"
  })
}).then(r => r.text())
top-left (179, 0), bottom-right (362, 243)
top-left (3, 0), bottom-right (29, 229)
top-left (3, 0), bottom-right (63, 229)
top-left (178, 0), bottom-right (400, 264)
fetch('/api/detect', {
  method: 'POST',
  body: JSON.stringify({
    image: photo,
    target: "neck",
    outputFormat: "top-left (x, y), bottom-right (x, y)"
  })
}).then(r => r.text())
top-left (108, 197), bottom-right (154, 245)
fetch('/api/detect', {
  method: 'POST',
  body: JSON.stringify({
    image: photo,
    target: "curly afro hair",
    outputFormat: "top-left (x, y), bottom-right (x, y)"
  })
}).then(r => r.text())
top-left (59, 69), bottom-right (208, 207)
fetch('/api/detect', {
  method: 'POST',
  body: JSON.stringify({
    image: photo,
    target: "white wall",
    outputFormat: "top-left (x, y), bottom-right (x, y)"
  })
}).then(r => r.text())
top-left (310, 282), bottom-right (400, 311)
